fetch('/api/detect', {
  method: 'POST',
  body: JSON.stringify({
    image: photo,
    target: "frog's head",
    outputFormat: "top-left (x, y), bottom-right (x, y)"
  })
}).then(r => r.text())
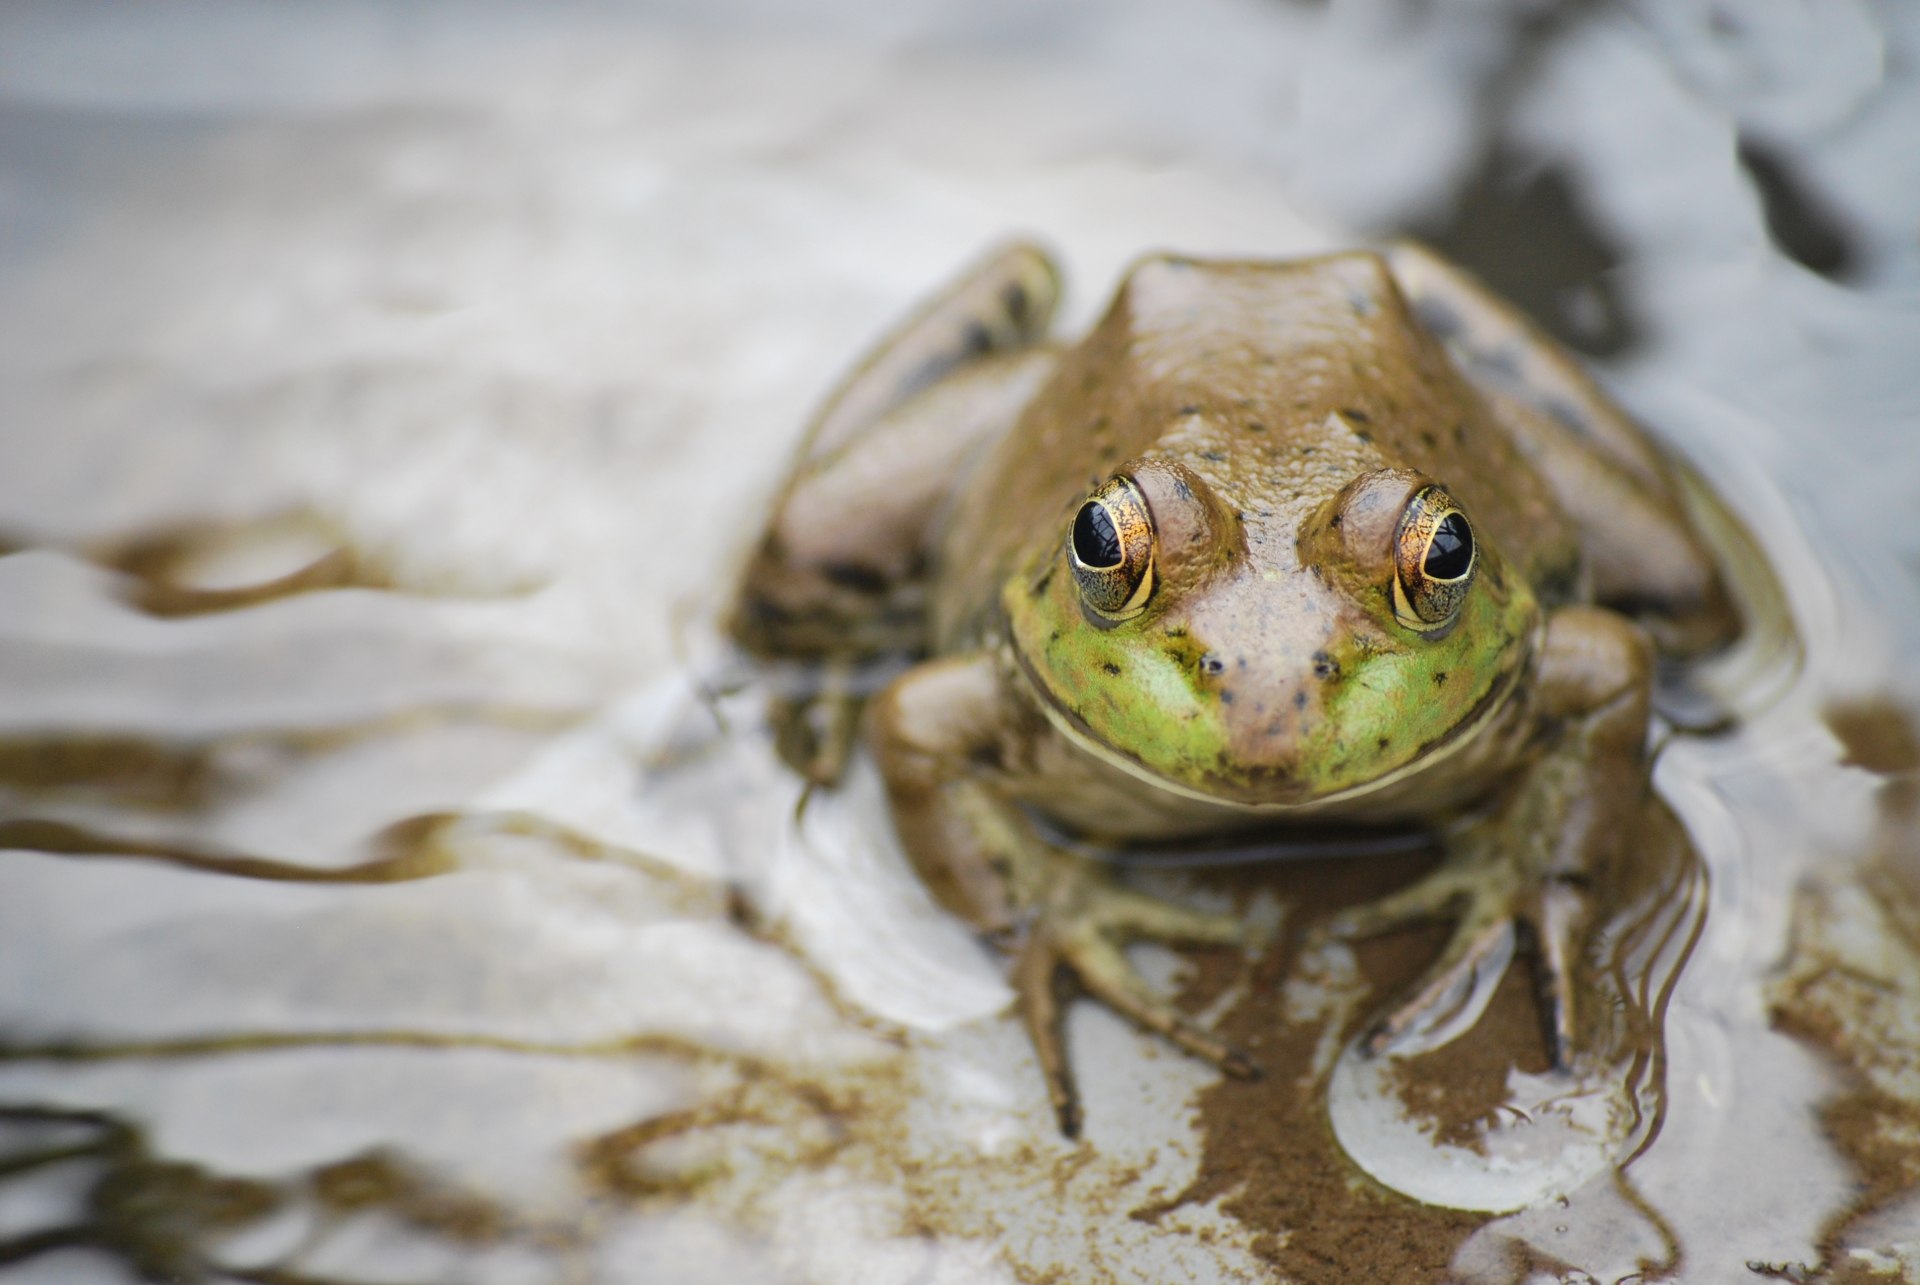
top-left (996, 251), bottom-right (1553, 808)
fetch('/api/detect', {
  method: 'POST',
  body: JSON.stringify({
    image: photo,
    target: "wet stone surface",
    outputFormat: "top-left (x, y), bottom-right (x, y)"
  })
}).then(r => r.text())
top-left (0, 3), bottom-right (1918, 1283)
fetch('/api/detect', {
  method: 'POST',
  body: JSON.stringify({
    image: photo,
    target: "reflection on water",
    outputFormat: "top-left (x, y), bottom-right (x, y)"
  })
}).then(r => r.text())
top-left (0, 2), bottom-right (1917, 1283)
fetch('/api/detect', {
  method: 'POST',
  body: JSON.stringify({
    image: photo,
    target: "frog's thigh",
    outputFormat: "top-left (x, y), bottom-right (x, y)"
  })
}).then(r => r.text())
top-left (1538, 605), bottom-right (1653, 750)
top-left (866, 653), bottom-right (1023, 933)
top-left (1336, 606), bottom-right (1654, 1064)
top-left (771, 350), bottom-right (1059, 592)
top-left (1387, 242), bottom-right (1737, 655)
top-left (801, 243), bottom-right (1060, 468)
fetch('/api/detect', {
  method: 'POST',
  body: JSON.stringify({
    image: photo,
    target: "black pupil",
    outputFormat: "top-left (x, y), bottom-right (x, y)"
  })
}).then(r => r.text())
top-left (1073, 502), bottom-right (1123, 568)
top-left (1424, 512), bottom-right (1474, 580)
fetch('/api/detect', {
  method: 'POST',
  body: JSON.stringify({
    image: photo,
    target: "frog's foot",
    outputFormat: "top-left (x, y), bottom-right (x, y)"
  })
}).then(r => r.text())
top-left (768, 660), bottom-right (865, 788)
top-left (1321, 849), bottom-right (1590, 1068)
top-left (1015, 859), bottom-right (1258, 1137)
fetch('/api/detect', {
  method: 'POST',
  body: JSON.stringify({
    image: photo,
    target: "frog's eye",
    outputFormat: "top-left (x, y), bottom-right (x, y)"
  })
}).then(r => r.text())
top-left (1392, 485), bottom-right (1476, 631)
top-left (1069, 476), bottom-right (1155, 619)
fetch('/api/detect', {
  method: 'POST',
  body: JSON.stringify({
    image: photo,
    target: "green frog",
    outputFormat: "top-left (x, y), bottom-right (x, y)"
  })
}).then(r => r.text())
top-left (732, 243), bottom-right (1739, 1136)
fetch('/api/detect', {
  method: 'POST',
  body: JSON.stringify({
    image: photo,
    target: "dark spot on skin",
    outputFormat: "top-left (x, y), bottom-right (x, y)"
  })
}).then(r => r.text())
top-left (1199, 451), bottom-right (1226, 462)
top-left (1341, 408), bottom-right (1370, 424)
top-left (1377, 737), bottom-right (1390, 750)
top-left (1247, 422), bottom-right (1265, 432)
top-left (1420, 431), bottom-right (1436, 448)
top-left (1102, 662), bottom-right (1121, 676)
top-left (1434, 671), bottom-right (1448, 685)
top-left (1001, 282), bottom-right (1028, 325)
top-left (1049, 630), bottom-right (1060, 642)
top-left (1453, 424), bottom-right (1466, 443)
top-left (1200, 655), bottom-right (1226, 676)
top-left (1293, 691), bottom-right (1309, 711)
top-left (1221, 690), bottom-right (1235, 705)
top-left (821, 562), bottom-right (889, 594)
top-left (1330, 514), bottom-right (1343, 528)
top-left (1174, 478), bottom-right (1193, 501)
top-left (1312, 652), bottom-right (1339, 680)
top-left (968, 743), bottom-right (1004, 771)
top-left (1178, 405), bottom-right (1201, 416)
top-left (961, 321), bottom-right (992, 357)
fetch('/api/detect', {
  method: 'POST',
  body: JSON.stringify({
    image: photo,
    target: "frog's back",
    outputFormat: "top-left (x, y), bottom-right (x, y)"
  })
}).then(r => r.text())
top-left (930, 251), bottom-right (1581, 652)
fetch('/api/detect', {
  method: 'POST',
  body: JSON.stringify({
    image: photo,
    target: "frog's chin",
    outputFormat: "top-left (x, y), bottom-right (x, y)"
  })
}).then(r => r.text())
top-left (1007, 640), bottom-right (1532, 815)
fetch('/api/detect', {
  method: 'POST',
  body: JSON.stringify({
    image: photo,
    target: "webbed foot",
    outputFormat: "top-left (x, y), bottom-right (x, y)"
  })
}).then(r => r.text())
top-left (1321, 842), bottom-right (1591, 1068)
top-left (1015, 856), bottom-right (1258, 1137)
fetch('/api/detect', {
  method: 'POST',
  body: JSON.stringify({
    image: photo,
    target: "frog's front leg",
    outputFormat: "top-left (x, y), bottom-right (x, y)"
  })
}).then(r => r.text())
top-left (868, 653), bottom-right (1257, 1137)
top-left (1325, 606), bottom-right (1653, 1069)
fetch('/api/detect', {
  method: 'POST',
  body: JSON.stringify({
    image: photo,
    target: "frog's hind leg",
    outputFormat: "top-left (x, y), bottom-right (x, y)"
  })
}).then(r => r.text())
top-left (869, 653), bottom-right (1258, 1137)
top-left (734, 244), bottom-right (1062, 782)
top-left (1322, 605), bottom-right (1651, 1070)
top-left (1385, 241), bottom-right (1741, 661)
top-left (1323, 840), bottom-right (1584, 1067)
top-left (1018, 860), bottom-right (1258, 1136)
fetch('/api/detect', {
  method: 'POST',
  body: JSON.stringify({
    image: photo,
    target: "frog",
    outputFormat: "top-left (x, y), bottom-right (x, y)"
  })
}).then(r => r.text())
top-left (731, 241), bottom-right (1740, 1137)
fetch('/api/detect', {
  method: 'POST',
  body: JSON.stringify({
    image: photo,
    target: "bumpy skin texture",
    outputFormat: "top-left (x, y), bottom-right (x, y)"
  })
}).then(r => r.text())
top-left (732, 242), bottom-right (1739, 1135)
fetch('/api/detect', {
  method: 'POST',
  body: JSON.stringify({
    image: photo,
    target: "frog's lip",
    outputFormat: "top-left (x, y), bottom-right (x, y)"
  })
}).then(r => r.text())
top-left (1008, 633), bottom-right (1536, 814)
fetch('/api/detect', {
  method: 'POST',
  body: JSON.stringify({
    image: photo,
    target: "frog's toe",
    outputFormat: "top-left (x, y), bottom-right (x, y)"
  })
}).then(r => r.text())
top-left (1320, 855), bottom-right (1486, 943)
top-left (1061, 925), bottom-right (1260, 1078)
top-left (1015, 877), bottom-right (1257, 1137)
top-left (1014, 928), bottom-right (1082, 1137)
top-left (1534, 876), bottom-right (1591, 1069)
top-left (1362, 914), bottom-right (1517, 1059)
top-left (1351, 870), bottom-right (1595, 1069)
top-left (1089, 885), bottom-right (1247, 949)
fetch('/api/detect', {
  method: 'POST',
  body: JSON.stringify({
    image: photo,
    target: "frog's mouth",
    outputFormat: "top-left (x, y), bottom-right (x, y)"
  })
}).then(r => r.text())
top-left (1007, 634), bottom-right (1536, 814)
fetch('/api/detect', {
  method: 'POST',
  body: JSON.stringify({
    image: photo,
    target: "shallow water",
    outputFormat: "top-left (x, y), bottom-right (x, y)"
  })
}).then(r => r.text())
top-left (0, 3), bottom-right (1918, 1283)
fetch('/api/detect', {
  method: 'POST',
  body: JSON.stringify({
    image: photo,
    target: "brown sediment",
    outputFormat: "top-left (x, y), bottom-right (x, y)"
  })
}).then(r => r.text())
top-left (0, 1105), bottom-right (286, 1282)
top-left (1151, 791), bottom-right (1701, 1284)
top-left (312, 1150), bottom-right (516, 1245)
top-left (0, 812), bottom-right (460, 884)
top-left (1766, 699), bottom-right (1920, 1281)
top-left (1825, 698), bottom-right (1920, 776)
top-left (1386, 961), bottom-right (1553, 1154)
top-left (95, 514), bottom-right (379, 619)
top-left (1156, 851), bottom-right (1495, 1285)
top-left (0, 1029), bottom-right (743, 1066)
top-left (577, 1076), bottom-right (857, 1203)
top-left (0, 736), bottom-right (217, 809)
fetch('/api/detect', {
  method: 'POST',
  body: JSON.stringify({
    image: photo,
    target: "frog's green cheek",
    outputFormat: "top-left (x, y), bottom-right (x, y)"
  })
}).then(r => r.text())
top-left (1003, 552), bottom-right (1537, 805)
top-left (1006, 569), bottom-right (1235, 769)
top-left (1301, 574), bottom-right (1537, 790)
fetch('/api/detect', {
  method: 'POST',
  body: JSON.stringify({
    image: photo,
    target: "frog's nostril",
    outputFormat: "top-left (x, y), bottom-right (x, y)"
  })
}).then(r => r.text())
top-left (1073, 502), bottom-right (1123, 568)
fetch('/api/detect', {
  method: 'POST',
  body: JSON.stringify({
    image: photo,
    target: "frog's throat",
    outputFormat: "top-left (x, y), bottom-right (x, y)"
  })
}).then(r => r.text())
top-left (1008, 635), bottom-right (1536, 814)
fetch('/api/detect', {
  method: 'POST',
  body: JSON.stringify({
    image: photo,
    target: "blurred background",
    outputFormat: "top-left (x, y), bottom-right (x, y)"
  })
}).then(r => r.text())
top-left (0, 2), bottom-right (1916, 1283)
